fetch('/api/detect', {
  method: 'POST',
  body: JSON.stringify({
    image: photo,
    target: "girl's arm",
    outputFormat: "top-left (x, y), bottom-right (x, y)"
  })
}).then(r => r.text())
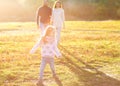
top-left (30, 38), bottom-right (43, 54)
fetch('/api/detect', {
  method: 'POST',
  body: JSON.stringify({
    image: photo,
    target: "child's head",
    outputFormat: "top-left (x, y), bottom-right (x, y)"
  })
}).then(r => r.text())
top-left (53, 0), bottom-right (62, 8)
top-left (42, 25), bottom-right (56, 44)
top-left (44, 25), bottom-right (56, 37)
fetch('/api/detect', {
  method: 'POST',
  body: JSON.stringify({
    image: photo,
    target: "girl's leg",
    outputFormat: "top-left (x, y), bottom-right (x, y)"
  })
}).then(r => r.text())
top-left (39, 57), bottom-right (46, 79)
top-left (49, 58), bottom-right (56, 76)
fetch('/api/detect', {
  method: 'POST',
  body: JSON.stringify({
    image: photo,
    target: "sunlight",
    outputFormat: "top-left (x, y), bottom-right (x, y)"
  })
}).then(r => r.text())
top-left (0, 0), bottom-right (26, 7)
top-left (17, 0), bottom-right (26, 6)
top-left (0, 0), bottom-right (29, 22)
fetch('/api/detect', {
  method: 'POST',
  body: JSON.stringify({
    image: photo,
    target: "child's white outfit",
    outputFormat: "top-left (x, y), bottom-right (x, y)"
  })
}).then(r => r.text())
top-left (30, 36), bottom-right (61, 57)
top-left (51, 8), bottom-right (65, 44)
top-left (30, 36), bottom-right (61, 79)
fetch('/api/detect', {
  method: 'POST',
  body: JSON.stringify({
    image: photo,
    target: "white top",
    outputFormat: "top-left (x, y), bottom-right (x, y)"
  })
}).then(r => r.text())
top-left (30, 36), bottom-right (61, 58)
top-left (51, 8), bottom-right (65, 27)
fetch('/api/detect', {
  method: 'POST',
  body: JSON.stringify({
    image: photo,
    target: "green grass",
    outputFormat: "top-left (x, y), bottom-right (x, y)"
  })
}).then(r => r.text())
top-left (0, 21), bottom-right (120, 86)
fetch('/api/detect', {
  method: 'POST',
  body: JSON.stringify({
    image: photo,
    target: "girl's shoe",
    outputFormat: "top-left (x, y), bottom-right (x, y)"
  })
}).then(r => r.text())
top-left (53, 74), bottom-right (58, 79)
top-left (36, 79), bottom-right (44, 86)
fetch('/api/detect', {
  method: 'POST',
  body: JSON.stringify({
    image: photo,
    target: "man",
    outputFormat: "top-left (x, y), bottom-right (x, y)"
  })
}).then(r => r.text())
top-left (36, 1), bottom-right (52, 86)
top-left (36, 0), bottom-right (52, 36)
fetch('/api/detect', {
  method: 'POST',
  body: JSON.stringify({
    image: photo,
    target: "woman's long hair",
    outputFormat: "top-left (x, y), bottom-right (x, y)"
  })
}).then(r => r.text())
top-left (53, 0), bottom-right (62, 8)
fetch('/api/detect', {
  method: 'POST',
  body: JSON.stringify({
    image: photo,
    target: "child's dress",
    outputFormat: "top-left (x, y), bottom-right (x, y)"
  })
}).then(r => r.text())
top-left (30, 36), bottom-right (61, 57)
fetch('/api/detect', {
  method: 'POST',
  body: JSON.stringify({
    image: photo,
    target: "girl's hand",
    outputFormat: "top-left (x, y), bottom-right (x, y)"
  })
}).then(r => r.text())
top-left (58, 56), bottom-right (62, 58)
top-left (29, 50), bottom-right (34, 54)
top-left (57, 54), bottom-right (62, 58)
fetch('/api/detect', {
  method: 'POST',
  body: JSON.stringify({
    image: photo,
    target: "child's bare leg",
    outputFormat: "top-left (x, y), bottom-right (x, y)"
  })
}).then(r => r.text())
top-left (37, 57), bottom-right (46, 85)
top-left (49, 58), bottom-right (56, 76)
top-left (39, 58), bottom-right (47, 79)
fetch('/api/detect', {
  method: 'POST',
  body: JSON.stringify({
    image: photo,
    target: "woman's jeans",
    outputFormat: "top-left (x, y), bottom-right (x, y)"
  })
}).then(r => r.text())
top-left (39, 57), bottom-right (55, 79)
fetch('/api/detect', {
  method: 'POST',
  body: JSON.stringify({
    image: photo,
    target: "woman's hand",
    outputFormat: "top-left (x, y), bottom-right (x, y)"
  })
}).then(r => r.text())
top-left (50, 20), bottom-right (53, 25)
top-left (63, 22), bottom-right (65, 29)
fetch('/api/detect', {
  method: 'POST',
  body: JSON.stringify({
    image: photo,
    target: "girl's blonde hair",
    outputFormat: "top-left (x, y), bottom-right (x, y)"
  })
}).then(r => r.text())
top-left (42, 25), bottom-right (56, 44)
top-left (53, 0), bottom-right (62, 8)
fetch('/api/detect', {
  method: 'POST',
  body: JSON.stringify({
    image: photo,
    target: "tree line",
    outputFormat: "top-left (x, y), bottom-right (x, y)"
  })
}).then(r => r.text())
top-left (19, 0), bottom-right (120, 20)
top-left (1, 0), bottom-right (120, 21)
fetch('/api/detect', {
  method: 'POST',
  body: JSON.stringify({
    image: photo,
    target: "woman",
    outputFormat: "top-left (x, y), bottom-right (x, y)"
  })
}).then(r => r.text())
top-left (51, 0), bottom-right (65, 44)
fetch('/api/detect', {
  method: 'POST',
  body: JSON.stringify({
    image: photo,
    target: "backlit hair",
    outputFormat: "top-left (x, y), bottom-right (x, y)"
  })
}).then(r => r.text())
top-left (53, 0), bottom-right (62, 8)
top-left (44, 25), bottom-right (56, 36)
top-left (42, 25), bottom-right (56, 44)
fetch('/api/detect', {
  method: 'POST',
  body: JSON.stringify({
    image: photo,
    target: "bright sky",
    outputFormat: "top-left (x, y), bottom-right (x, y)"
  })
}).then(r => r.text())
top-left (0, 0), bottom-right (26, 6)
top-left (0, 0), bottom-right (27, 18)
top-left (17, 0), bottom-right (26, 5)
top-left (0, 0), bottom-right (41, 21)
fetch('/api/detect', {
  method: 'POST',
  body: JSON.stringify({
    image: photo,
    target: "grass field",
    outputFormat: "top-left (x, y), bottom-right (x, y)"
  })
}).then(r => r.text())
top-left (0, 21), bottom-right (120, 86)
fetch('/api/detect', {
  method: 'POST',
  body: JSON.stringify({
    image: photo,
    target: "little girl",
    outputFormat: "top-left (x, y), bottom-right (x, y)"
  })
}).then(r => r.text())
top-left (51, 0), bottom-right (65, 44)
top-left (30, 25), bottom-right (62, 86)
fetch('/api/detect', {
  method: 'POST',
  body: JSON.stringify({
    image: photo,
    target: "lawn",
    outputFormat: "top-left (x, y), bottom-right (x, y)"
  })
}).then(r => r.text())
top-left (0, 21), bottom-right (120, 86)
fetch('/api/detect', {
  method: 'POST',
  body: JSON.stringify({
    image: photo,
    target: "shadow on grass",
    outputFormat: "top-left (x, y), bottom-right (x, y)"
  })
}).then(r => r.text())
top-left (59, 44), bottom-right (120, 86)
top-left (72, 29), bottom-right (120, 33)
top-left (0, 29), bottom-right (20, 32)
top-left (54, 76), bottom-right (63, 86)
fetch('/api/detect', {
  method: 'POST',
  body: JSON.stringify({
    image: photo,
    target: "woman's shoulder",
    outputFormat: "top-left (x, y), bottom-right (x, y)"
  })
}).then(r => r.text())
top-left (52, 8), bottom-right (64, 11)
top-left (52, 8), bottom-right (55, 11)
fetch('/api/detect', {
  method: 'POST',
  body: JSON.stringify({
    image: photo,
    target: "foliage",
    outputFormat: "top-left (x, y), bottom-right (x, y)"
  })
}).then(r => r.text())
top-left (23, 0), bottom-right (120, 20)
top-left (1, 0), bottom-right (120, 21)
